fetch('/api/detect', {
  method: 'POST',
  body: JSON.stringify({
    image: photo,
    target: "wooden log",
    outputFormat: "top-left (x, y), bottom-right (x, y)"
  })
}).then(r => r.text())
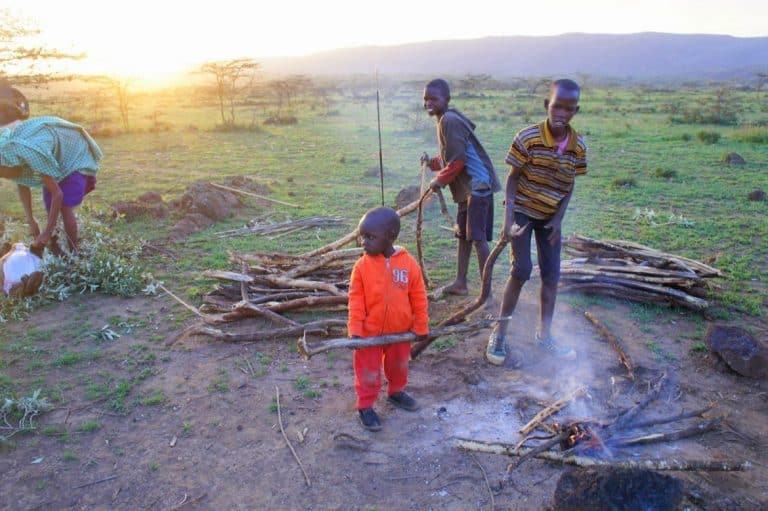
top-left (231, 300), bottom-right (300, 327)
top-left (189, 319), bottom-right (348, 342)
top-left (410, 238), bottom-right (508, 359)
top-left (284, 247), bottom-right (363, 279)
top-left (301, 196), bottom-right (423, 258)
top-left (584, 311), bottom-right (635, 380)
top-left (613, 417), bottom-right (723, 447)
top-left (268, 295), bottom-right (348, 313)
top-left (559, 266), bottom-right (700, 287)
top-left (559, 274), bottom-right (709, 309)
top-left (455, 438), bottom-right (751, 471)
top-left (518, 387), bottom-right (588, 436)
top-left (626, 404), bottom-right (716, 430)
top-left (298, 319), bottom-right (498, 359)
top-left (558, 282), bottom-right (709, 310)
top-left (259, 275), bottom-right (345, 296)
top-left (202, 270), bottom-right (254, 283)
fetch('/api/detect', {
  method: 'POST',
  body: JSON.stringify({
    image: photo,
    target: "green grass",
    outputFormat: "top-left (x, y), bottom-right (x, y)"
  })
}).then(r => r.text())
top-left (139, 389), bottom-right (166, 406)
top-left (76, 420), bottom-right (101, 433)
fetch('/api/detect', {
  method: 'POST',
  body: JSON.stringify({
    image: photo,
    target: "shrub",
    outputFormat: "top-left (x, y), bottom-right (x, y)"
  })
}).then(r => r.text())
top-left (697, 130), bottom-right (721, 144)
top-left (732, 126), bottom-right (768, 144)
top-left (611, 177), bottom-right (637, 188)
top-left (263, 115), bottom-right (298, 126)
top-left (680, 133), bottom-right (692, 141)
top-left (653, 168), bottom-right (677, 179)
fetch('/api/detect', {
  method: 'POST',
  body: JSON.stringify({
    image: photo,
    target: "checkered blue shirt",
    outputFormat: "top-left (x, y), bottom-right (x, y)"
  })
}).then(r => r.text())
top-left (0, 116), bottom-right (102, 188)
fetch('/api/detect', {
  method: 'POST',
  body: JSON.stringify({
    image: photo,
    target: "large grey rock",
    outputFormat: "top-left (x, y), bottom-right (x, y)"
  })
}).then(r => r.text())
top-left (723, 152), bottom-right (746, 165)
top-left (705, 324), bottom-right (768, 379)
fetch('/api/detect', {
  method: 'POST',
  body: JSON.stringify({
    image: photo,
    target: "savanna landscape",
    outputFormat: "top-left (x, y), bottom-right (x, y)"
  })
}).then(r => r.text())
top-left (1, 8), bottom-right (768, 509)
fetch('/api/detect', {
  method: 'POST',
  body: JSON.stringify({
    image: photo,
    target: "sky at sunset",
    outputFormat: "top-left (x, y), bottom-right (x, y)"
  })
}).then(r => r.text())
top-left (4, 0), bottom-right (767, 82)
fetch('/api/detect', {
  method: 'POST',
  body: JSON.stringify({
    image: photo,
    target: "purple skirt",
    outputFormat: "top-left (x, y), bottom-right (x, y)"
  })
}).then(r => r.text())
top-left (42, 172), bottom-right (96, 211)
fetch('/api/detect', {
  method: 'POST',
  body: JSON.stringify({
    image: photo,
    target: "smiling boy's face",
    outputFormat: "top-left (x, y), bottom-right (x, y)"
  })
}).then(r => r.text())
top-left (545, 85), bottom-right (580, 129)
top-left (423, 85), bottom-right (449, 117)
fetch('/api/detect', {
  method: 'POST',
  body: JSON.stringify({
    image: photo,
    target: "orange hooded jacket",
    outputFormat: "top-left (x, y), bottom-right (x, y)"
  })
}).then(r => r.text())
top-left (347, 247), bottom-right (429, 338)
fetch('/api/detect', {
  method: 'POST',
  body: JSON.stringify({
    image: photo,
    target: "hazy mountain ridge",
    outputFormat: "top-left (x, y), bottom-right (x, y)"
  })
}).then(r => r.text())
top-left (261, 33), bottom-right (768, 79)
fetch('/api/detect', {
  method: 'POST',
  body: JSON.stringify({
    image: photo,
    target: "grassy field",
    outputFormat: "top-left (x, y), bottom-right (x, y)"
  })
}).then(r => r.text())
top-left (0, 79), bottom-right (766, 508)
top-left (2, 80), bottom-right (764, 314)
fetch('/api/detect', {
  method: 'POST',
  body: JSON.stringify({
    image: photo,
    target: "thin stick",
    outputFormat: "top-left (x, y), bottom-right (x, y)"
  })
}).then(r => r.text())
top-left (628, 403), bottom-right (717, 430)
top-left (275, 386), bottom-right (311, 487)
top-left (73, 474), bottom-right (118, 489)
top-left (416, 188), bottom-right (433, 287)
top-left (456, 438), bottom-right (751, 471)
top-left (518, 387), bottom-right (588, 436)
top-left (158, 284), bottom-right (204, 318)
top-left (613, 417), bottom-right (723, 447)
top-left (468, 452), bottom-right (495, 511)
top-left (584, 311), bottom-right (635, 380)
top-left (411, 238), bottom-right (507, 359)
top-left (208, 182), bottom-right (299, 208)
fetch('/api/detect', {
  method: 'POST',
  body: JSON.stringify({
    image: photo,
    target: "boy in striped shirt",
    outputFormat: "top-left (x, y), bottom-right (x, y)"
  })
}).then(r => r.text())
top-left (486, 79), bottom-right (587, 367)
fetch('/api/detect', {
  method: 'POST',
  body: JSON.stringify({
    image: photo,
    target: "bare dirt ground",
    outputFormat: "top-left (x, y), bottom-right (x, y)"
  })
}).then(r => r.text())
top-left (1, 277), bottom-right (767, 510)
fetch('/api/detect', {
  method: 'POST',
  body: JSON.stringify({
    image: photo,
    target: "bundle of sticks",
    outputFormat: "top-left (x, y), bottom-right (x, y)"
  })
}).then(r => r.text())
top-left (559, 235), bottom-right (723, 310)
top-left (214, 216), bottom-right (346, 239)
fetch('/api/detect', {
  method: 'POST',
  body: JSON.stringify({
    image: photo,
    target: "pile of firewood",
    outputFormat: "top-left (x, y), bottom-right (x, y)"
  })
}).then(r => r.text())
top-left (559, 235), bottom-right (723, 310)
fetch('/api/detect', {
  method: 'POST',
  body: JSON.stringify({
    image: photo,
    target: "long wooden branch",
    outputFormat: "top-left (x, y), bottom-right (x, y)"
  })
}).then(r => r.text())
top-left (301, 196), bottom-right (423, 258)
top-left (455, 438), bottom-right (751, 471)
top-left (298, 319), bottom-right (499, 359)
top-left (613, 417), bottom-right (724, 447)
top-left (584, 311), bottom-right (634, 380)
top-left (284, 248), bottom-right (363, 279)
top-left (411, 238), bottom-right (508, 359)
top-left (416, 189), bottom-right (433, 288)
top-left (518, 387), bottom-right (588, 436)
top-left (626, 403), bottom-right (716, 430)
top-left (208, 182), bottom-right (300, 208)
top-left (190, 319), bottom-right (347, 342)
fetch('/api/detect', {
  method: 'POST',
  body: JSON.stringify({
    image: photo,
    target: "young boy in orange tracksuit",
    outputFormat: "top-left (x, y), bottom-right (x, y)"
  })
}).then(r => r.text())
top-left (348, 207), bottom-right (429, 431)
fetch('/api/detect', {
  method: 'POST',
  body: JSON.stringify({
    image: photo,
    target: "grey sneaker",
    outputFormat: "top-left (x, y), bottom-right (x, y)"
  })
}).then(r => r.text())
top-left (387, 391), bottom-right (419, 411)
top-left (486, 332), bottom-right (507, 366)
top-left (536, 333), bottom-right (576, 359)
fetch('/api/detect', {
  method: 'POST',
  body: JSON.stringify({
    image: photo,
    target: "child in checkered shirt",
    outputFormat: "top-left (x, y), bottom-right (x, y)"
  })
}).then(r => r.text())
top-left (0, 85), bottom-right (102, 254)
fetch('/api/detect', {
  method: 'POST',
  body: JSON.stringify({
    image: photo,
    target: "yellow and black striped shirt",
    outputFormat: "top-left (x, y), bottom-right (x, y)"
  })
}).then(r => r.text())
top-left (505, 121), bottom-right (587, 220)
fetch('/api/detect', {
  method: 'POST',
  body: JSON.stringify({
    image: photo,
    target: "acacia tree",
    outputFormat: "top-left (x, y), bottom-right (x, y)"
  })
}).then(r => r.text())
top-left (197, 58), bottom-right (259, 126)
top-left (267, 75), bottom-right (312, 119)
top-left (0, 9), bottom-right (84, 86)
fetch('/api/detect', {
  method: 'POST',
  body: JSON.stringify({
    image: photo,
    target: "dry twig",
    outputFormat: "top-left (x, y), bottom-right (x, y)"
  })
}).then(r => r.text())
top-left (275, 386), bottom-right (311, 487)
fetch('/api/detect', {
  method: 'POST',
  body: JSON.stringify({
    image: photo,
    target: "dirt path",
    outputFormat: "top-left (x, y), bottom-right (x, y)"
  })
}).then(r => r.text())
top-left (1, 285), bottom-right (766, 510)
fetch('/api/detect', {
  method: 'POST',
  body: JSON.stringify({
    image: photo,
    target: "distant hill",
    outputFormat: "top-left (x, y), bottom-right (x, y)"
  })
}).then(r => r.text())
top-left (261, 33), bottom-right (768, 80)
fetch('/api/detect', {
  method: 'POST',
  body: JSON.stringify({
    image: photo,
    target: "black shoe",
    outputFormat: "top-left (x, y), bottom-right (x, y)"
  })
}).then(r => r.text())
top-left (387, 391), bottom-right (419, 411)
top-left (358, 408), bottom-right (382, 431)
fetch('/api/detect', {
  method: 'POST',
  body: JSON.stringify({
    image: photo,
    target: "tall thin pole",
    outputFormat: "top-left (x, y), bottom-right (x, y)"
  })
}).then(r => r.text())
top-left (376, 71), bottom-right (385, 206)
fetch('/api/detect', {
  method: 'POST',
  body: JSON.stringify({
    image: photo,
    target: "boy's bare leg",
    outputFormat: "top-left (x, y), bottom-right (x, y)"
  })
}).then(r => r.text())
top-left (444, 238), bottom-right (471, 295)
top-left (492, 276), bottom-right (525, 337)
top-left (61, 206), bottom-right (78, 253)
top-left (539, 281), bottom-right (558, 340)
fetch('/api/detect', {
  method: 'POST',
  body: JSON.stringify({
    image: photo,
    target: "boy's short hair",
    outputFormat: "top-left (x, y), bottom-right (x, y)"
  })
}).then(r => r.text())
top-left (361, 207), bottom-right (401, 238)
top-left (0, 86), bottom-right (30, 125)
top-left (551, 79), bottom-right (580, 97)
top-left (426, 79), bottom-right (450, 98)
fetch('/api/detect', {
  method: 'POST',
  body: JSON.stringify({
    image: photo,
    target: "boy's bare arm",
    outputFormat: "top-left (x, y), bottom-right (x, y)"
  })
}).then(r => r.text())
top-left (544, 183), bottom-right (575, 245)
top-left (501, 165), bottom-right (531, 241)
top-left (0, 165), bottom-right (22, 179)
top-left (16, 184), bottom-right (40, 238)
top-left (38, 175), bottom-right (63, 246)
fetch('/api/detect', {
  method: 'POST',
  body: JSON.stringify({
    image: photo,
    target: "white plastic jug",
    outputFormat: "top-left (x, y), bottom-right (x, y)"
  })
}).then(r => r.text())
top-left (1, 243), bottom-right (42, 295)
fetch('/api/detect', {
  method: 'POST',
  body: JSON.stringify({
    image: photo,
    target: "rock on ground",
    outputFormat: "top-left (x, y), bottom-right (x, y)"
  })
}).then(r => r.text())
top-left (705, 324), bottom-right (768, 379)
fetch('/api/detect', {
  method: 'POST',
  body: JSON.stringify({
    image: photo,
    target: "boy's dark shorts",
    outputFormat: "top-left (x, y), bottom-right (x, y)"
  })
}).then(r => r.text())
top-left (509, 212), bottom-right (561, 285)
top-left (456, 193), bottom-right (493, 242)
